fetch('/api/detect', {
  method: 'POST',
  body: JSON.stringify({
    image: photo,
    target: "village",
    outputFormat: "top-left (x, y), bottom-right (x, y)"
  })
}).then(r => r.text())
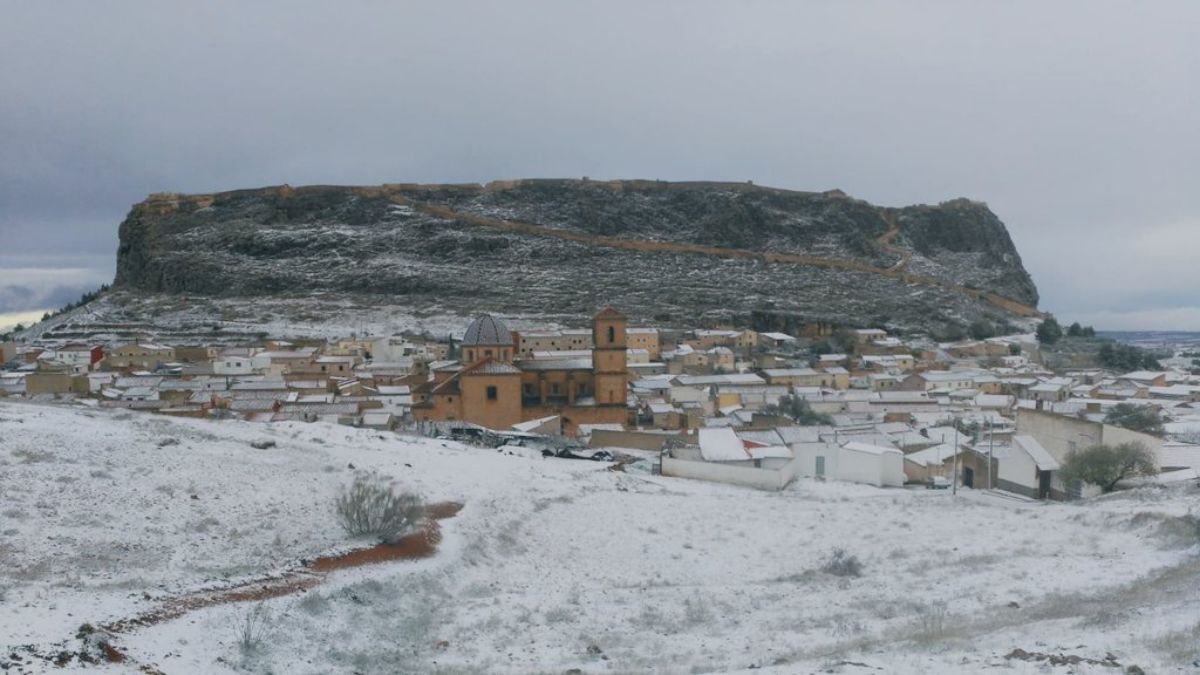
top-left (3, 307), bottom-right (1198, 502)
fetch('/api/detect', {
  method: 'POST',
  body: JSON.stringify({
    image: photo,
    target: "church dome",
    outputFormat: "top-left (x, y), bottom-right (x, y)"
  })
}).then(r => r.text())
top-left (462, 314), bottom-right (512, 346)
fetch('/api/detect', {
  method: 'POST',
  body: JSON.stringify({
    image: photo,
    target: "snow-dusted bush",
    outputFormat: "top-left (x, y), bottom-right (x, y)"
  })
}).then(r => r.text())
top-left (334, 472), bottom-right (423, 543)
top-left (231, 602), bottom-right (271, 653)
top-left (821, 548), bottom-right (863, 578)
top-left (915, 601), bottom-right (949, 642)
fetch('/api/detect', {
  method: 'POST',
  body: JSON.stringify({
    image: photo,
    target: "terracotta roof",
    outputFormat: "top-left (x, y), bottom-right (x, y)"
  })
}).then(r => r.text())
top-left (594, 306), bottom-right (626, 320)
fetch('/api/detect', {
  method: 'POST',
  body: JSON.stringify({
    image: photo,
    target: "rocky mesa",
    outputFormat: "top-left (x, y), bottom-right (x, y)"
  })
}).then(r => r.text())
top-left (114, 179), bottom-right (1039, 333)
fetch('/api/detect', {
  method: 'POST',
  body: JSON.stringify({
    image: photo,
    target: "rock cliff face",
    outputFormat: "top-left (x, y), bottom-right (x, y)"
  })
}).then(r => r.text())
top-left (114, 179), bottom-right (1039, 332)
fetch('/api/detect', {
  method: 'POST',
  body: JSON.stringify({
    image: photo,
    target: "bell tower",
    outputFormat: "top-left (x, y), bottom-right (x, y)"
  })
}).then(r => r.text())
top-left (592, 306), bottom-right (627, 407)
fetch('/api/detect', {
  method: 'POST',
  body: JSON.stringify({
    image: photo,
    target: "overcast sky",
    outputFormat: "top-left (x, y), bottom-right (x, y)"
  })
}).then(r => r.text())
top-left (1, 1), bottom-right (1197, 330)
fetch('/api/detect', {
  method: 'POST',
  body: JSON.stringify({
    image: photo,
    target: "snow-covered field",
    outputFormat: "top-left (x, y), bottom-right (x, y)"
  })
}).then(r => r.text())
top-left (2, 399), bottom-right (1199, 674)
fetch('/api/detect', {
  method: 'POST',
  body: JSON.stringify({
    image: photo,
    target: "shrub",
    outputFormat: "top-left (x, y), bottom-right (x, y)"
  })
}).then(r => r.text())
top-left (334, 472), bottom-right (424, 543)
top-left (763, 394), bottom-right (833, 426)
top-left (1036, 316), bottom-right (1063, 345)
top-left (1104, 403), bottom-right (1165, 437)
top-left (231, 602), bottom-right (271, 653)
top-left (1059, 442), bottom-right (1158, 494)
top-left (821, 548), bottom-right (863, 577)
top-left (1098, 341), bottom-right (1161, 370)
top-left (915, 601), bottom-right (949, 642)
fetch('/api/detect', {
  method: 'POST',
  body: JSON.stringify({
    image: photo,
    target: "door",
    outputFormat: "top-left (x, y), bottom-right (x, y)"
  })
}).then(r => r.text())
top-left (963, 467), bottom-right (974, 489)
top-left (1038, 470), bottom-right (1052, 499)
top-left (815, 456), bottom-right (826, 477)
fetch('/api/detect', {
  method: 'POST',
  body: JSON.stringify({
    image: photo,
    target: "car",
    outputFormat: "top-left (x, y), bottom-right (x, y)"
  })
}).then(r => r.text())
top-left (926, 476), bottom-right (952, 490)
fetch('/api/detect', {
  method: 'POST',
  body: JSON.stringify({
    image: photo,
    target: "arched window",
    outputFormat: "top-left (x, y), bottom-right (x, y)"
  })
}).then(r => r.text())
top-left (607, 326), bottom-right (615, 344)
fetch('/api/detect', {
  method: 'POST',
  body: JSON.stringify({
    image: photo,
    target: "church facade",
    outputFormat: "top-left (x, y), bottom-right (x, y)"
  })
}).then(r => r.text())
top-left (411, 307), bottom-right (630, 435)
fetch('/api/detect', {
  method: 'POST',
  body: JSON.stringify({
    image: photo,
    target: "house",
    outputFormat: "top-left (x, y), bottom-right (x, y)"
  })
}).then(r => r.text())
top-left (762, 368), bottom-right (825, 387)
top-left (55, 344), bottom-right (104, 370)
top-left (213, 348), bottom-right (269, 376)
top-left (852, 328), bottom-right (888, 344)
top-left (821, 367), bottom-right (850, 390)
top-left (516, 329), bottom-right (594, 358)
top-left (25, 361), bottom-right (88, 396)
top-left (360, 410), bottom-right (398, 431)
top-left (106, 343), bottom-right (177, 371)
top-left (660, 427), bottom-right (798, 490)
top-left (1015, 408), bottom-right (1166, 499)
top-left (792, 440), bottom-right (905, 487)
top-left (995, 435), bottom-right (1060, 499)
top-left (1119, 371), bottom-right (1168, 388)
top-left (687, 329), bottom-right (739, 350)
top-left (626, 327), bottom-right (661, 360)
top-left (901, 442), bottom-right (960, 484)
top-left (758, 332), bottom-right (797, 348)
top-left (1029, 377), bottom-right (1073, 404)
top-left (898, 371), bottom-right (977, 393)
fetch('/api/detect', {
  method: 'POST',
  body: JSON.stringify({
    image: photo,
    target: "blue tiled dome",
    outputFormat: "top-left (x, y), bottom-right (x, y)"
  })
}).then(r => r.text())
top-left (462, 314), bottom-right (511, 346)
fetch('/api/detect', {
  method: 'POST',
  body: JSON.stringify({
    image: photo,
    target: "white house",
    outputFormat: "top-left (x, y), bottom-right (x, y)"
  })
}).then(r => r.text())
top-left (995, 435), bottom-right (1060, 499)
top-left (792, 440), bottom-right (905, 487)
top-left (660, 427), bottom-right (798, 491)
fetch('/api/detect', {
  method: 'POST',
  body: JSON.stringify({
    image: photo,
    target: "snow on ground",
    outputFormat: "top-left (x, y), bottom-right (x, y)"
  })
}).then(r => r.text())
top-left (2, 399), bottom-right (1199, 674)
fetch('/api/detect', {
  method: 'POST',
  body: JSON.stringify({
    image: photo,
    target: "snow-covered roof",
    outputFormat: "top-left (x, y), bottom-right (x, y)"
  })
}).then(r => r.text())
top-left (840, 441), bottom-right (902, 456)
top-left (762, 368), bottom-right (819, 377)
top-left (698, 427), bottom-right (747, 462)
top-left (1013, 435), bottom-right (1060, 471)
top-left (511, 415), bottom-right (558, 432)
top-left (904, 442), bottom-right (960, 467)
top-left (747, 445), bottom-right (792, 460)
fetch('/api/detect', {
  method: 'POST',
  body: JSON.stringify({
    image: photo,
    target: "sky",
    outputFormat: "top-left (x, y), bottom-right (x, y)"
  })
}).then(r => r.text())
top-left (1, 1), bottom-right (1197, 330)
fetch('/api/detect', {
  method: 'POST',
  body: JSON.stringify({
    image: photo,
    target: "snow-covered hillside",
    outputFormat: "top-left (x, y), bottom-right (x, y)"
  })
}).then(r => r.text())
top-left (2, 400), bottom-right (1198, 674)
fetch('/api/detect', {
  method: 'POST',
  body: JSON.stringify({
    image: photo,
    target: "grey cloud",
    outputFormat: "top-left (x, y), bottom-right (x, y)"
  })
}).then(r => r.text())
top-left (1, 1), bottom-right (1197, 327)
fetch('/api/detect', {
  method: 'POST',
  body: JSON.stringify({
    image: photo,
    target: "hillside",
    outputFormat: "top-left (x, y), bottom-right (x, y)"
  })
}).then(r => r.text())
top-left (2, 400), bottom-right (1197, 673)
top-left (112, 180), bottom-right (1039, 334)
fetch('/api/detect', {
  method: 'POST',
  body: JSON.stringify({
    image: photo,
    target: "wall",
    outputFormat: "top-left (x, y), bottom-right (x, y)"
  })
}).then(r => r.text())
top-left (997, 445), bottom-right (1038, 494)
top-left (661, 456), bottom-right (799, 491)
top-left (590, 429), bottom-right (690, 451)
top-left (1016, 408), bottom-right (1164, 462)
top-left (1016, 409), bottom-right (1103, 462)
top-left (459, 373), bottom-right (523, 430)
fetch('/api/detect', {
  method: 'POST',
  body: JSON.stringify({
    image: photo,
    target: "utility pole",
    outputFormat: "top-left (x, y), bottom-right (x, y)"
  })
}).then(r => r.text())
top-left (952, 414), bottom-right (959, 496)
top-left (987, 418), bottom-right (994, 491)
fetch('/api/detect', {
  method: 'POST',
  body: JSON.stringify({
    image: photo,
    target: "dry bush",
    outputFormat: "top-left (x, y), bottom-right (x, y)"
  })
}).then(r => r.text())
top-left (1152, 621), bottom-right (1200, 663)
top-left (334, 472), bottom-right (424, 543)
top-left (915, 601), bottom-right (949, 642)
top-left (231, 602), bottom-right (271, 653)
top-left (822, 548), bottom-right (864, 578)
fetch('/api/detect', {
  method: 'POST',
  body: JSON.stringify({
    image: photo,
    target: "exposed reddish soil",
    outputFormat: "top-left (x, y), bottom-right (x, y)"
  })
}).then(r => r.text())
top-left (102, 501), bottom-right (463, 634)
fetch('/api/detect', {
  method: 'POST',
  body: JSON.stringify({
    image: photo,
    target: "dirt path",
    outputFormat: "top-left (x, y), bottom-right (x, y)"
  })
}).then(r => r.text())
top-left (875, 210), bottom-right (912, 272)
top-left (393, 196), bottom-right (1041, 319)
top-left (103, 501), bottom-right (463, 634)
top-left (0, 503), bottom-right (464, 673)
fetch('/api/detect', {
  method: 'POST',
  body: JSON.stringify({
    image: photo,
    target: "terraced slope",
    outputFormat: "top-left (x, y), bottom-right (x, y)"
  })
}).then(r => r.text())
top-left (113, 179), bottom-right (1039, 332)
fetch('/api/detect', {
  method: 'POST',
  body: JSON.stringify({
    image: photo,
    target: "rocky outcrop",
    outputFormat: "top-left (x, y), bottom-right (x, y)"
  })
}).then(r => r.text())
top-left (114, 179), bottom-right (1039, 332)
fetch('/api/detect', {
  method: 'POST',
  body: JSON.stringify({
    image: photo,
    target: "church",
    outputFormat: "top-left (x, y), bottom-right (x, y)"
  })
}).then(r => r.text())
top-left (410, 307), bottom-right (630, 435)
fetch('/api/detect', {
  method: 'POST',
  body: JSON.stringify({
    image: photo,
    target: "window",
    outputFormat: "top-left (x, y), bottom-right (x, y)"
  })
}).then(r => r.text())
top-left (551, 383), bottom-right (561, 395)
top-left (485, 349), bottom-right (492, 358)
top-left (607, 326), bottom-right (615, 344)
top-left (486, 386), bottom-right (497, 400)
